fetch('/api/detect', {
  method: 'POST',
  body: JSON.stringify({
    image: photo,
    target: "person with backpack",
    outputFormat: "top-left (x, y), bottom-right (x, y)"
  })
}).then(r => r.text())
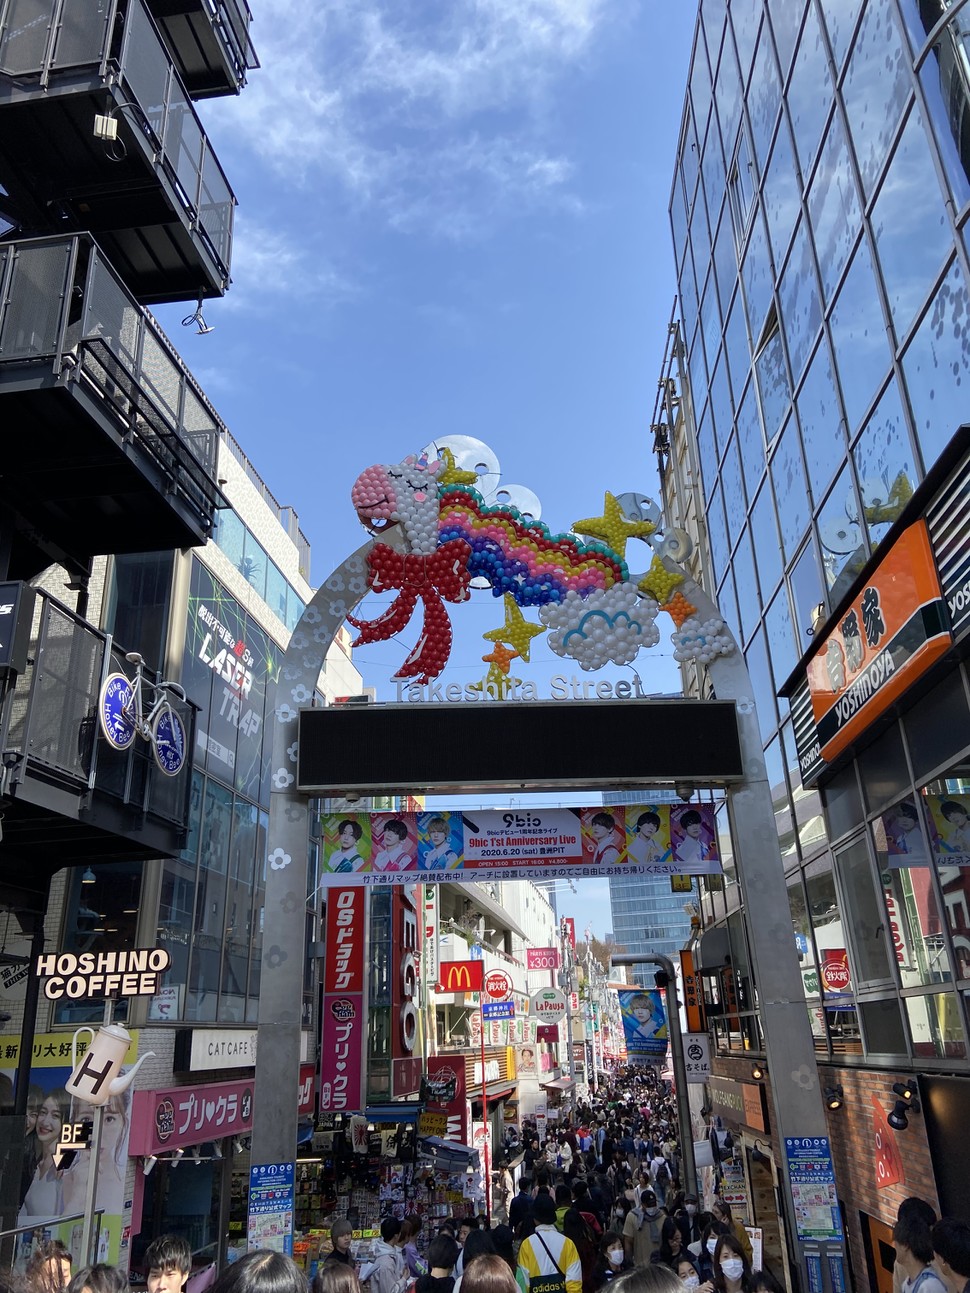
top-left (649, 1154), bottom-right (671, 1207)
top-left (517, 1193), bottom-right (583, 1293)
top-left (622, 1190), bottom-right (665, 1268)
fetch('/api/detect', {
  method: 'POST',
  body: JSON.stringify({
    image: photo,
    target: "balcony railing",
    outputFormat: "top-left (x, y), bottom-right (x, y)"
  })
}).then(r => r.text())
top-left (0, 234), bottom-right (227, 554)
top-left (0, 0), bottom-right (235, 299)
top-left (0, 591), bottom-right (195, 836)
top-left (148, 0), bottom-right (259, 97)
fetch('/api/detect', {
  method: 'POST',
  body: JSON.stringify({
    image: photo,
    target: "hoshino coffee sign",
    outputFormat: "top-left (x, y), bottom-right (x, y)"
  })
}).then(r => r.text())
top-left (37, 948), bottom-right (171, 1000)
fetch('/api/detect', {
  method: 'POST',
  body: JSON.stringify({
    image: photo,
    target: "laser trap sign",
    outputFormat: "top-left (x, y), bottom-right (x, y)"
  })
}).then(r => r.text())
top-left (319, 803), bottom-right (722, 886)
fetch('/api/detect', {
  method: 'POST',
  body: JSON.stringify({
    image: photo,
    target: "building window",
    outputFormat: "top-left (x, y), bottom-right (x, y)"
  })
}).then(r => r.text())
top-left (728, 129), bottom-right (756, 248)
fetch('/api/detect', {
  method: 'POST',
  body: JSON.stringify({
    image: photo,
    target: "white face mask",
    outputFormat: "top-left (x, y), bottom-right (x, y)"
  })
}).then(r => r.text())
top-left (686, 1204), bottom-right (697, 1216)
top-left (608, 1250), bottom-right (624, 1265)
top-left (682, 1278), bottom-right (699, 1290)
top-left (721, 1259), bottom-right (744, 1282)
top-left (706, 1239), bottom-right (718, 1255)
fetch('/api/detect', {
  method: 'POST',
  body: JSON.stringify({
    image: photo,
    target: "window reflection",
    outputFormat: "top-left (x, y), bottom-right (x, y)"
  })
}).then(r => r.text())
top-left (789, 533), bottom-right (824, 652)
top-left (871, 105), bottom-right (952, 342)
top-left (745, 625), bottom-right (779, 742)
top-left (787, 1), bottom-right (832, 175)
top-left (714, 206), bottom-right (739, 313)
top-left (725, 294), bottom-right (752, 400)
top-left (707, 478), bottom-right (730, 581)
top-left (682, 108), bottom-right (700, 212)
top-left (853, 378), bottom-right (918, 550)
top-left (770, 419), bottom-right (809, 560)
top-left (816, 0), bottom-right (864, 74)
top-left (763, 118), bottom-right (801, 269)
top-left (702, 118), bottom-right (727, 224)
top-left (836, 836), bottom-right (896, 983)
top-left (817, 465), bottom-right (867, 601)
top-left (721, 431), bottom-right (747, 544)
top-left (691, 37), bottom-right (713, 142)
top-left (731, 0), bottom-right (762, 87)
top-left (920, 773), bottom-right (970, 982)
top-left (778, 219), bottom-right (822, 383)
top-left (874, 803), bottom-right (951, 989)
top-left (765, 585), bottom-right (798, 685)
top-left (902, 257), bottom-right (970, 469)
top-left (918, 27), bottom-right (970, 210)
top-left (830, 235), bottom-right (892, 435)
top-left (904, 992), bottom-right (967, 1059)
top-left (806, 865), bottom-right (860, 1047)
top-left (808, 111), bottom-right (862, 306)
top-left (737, 380), bottom-right (766, 502)
top-left (755, 321), bottom-right (792, 448)
top-left (796, 337), bottom-right (847, 503)
top-left (734, 526), bottom-right (760, 644)
top-left (768, 2), bottom-right (805, 81)
top-left (672, 173), bottom-right (689, 275)
top-left (842, 0), bottom-right (913, 199)
top-left (714, 22), bottom-right (742, 152)
top-left (710, 349), bottom-right (734, 442)
top-left (700, 270), bottom-right (723, 373)
top-left (742, 207), bottom-right (774, 339)
top-left (767, 736), bottom-right (796, 862)
top-left (749, 23), bottom-right (781, 176)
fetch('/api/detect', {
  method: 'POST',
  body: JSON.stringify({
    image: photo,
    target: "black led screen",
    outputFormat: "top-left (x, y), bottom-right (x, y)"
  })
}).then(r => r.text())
top-left (298, 699), bottom-right (743, 795)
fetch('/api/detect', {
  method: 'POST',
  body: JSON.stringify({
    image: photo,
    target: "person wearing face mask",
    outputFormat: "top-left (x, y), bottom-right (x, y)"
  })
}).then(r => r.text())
top-left (674, 1258), bottom-right (712, 1293)
top-left (690, 1224), bottom-right (729, 1287)
top-left (710, 1202), bottom-right (752, 1269)
top-left (712, 1236), bottom-right (751, 1293)
top-left (622, 1190), bottom-right (665, 1268)
top-left (675, 1198), bottom-right (703, 1250)
top-left (595, 1233), bottom-right (631, 1287)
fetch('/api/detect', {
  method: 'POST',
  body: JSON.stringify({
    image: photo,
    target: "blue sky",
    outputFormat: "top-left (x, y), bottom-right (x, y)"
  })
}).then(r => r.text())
top-left (159, 0), bottom-right (699, 938)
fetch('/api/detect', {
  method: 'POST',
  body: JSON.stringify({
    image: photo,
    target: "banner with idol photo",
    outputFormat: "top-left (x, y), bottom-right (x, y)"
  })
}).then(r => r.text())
top-left (320, 803), bottom-right (721, 886)
top-left (881, 793), bottom-right (970, 868)
top-left (1, 1031), bottom-right (138, 1267)
top-left (617, 989), bottom-right (668, 1061)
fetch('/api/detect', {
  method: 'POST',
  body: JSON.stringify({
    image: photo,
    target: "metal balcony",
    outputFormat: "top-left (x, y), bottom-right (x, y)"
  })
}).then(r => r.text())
top-left (147, 0), bottom-right (259, 98)
top-left (0, 234), bottom-right (228, 577)
top-left (0, 0), bottom-right (236, 302)
top-left (0, 591), bottom-right (196, 912)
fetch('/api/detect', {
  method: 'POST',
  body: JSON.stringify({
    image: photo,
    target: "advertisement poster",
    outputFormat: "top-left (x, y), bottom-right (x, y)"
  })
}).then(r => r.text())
top-left (319, 804), bottom-right (722, 885)
top-left (248, 1161), bottom-right (295, 1254)
top-left (1, 1030), bottom-right (138, 1265)
top-left (924, 793), bottom-right (970, 866)
top-left (617, 989), bottom-right (668, 1060)
top-left (783, 1137), bottom-right (844, 1240)
top-left (881, 799), bottom-right (932, 865)
top-left (516, 1045), bottom-right (538, 1077)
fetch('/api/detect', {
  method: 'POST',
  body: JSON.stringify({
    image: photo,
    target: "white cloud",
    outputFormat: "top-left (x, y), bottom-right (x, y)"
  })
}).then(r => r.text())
top-left (222, 218), bottom-right (359, 309)
top-left (205, 0), bottom-right (621, 237)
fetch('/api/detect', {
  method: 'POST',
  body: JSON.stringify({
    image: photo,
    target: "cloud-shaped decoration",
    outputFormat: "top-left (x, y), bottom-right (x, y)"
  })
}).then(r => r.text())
top-left (671, 616), bottom-right (735, 664)
top-left (538, 583), bottom-right (659, 671)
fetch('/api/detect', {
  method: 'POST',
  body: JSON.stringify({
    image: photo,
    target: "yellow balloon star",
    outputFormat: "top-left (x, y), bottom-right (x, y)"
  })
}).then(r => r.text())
top-left (482, 593), bottom-right (546, 662)
top-left (638, 555), bottom-right (684, 605)
top-left (469, 665), bottom-right (520, 698)
top-left (437, 446), bottom-right (480, 488)
top-left (573, 491), bottom-right (656, 560)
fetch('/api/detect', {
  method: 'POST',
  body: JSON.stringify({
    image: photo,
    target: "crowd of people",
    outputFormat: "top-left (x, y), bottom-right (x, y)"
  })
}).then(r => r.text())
top-left (5, 1066), bottom-right (969, 1293)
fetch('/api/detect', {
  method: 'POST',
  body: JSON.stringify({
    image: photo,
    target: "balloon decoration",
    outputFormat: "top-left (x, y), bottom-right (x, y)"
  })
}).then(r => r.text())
top-left (348, 445), bottom-right (735, 682)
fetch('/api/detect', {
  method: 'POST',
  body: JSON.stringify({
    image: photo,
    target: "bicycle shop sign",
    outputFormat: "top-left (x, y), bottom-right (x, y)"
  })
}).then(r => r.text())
top-left (36, 948), bottom-right (171, 1000)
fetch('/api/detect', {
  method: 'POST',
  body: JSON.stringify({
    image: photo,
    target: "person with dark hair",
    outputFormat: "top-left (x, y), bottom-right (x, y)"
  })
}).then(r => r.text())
top-left (674, 1258), bottom-right (706, 1291)
top-left (933, 1219), bottom-right (970, 1293)
top-left (650, 1218), bottom-right (686, 1270)
top-left (518, 1193), bottom-right (582, 1293)
top-left (595, 1232), bottom-right (631, 1287)
top-left (208, 1253), bottom-right (308, 1293)
top-left (360, 1218), bottom-right (406, 1293)
top-left (674, 1196), bottom-right (702, 1250)
top-left (400, 1217), bottom-right (428, 1278)
top-left (892, 1201), bottom-right (941, 1293)
top-left (143, 1236), bottom-right (192, 1293)
top-left (623, 1189), bottom-right (665, 1267)
top-left (590, 813), bottom-right (621, 867)
top-left (749, 1272), bottom-right (783, 1293)
top-left (562, 1208), bottom-right (598, 1293)
top-left (415, 1236), bottom-right (460, 1293)
top-left (490, 1227), bottom-right (516, 1276)
top-left (25, 1240), bottom-right (71, 1293)
top-left (711, 1235), bottom-right (751, 1293)
top-left (894, 1214), bottom-right (948, 1293)
top-left (693, 1223), bottom-right (729, 1287)
top-left (313, 1267), bottom-right (359, 1293)
top-left (605, 1270), bottom-right (682, 1293)
top-left (323, 1220), bottom-right (356, 1270)
top-left (460, 1256), bottom-right (517, 1293)
top-left (572, 1180), bottom-right (603, 1237)
top-left (331, 820), bottom-right (365, 872)
top-left (66, 1268), bottom-right (129, 1293)
top-left (373, 820), bottom-right (412, 871)
top-left (453, 1233), bottom-right (496, 1293)
top-left (510, 1178), bottom-right (535, 1237)
top-left (556, 1183), bottom-right (574, 1231)
top-left (673, 811), bottom-right (710, 866)
top-left (630, 813), bottom-right (664, 866)
top-left (710, 1202), bottom-right (751, 1268)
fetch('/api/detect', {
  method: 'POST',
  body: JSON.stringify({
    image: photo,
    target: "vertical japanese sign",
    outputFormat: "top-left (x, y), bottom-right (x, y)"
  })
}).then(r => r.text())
top-left (248, 1161), bottom-right (295, 1254)
top-left (679, 950), bottom-right (704, 1033)
top-left (782, 1137), bottom-right (844, 1240)
top-left (320, 888), bottom-right (365, 1113)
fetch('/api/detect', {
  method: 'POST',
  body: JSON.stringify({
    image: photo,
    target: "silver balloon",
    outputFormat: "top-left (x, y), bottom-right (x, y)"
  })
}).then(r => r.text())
top-left (422, 434), bottom-right (502, 501)
top-left (615, 491), bottom-right (662, 528)
top-left (491, 483), bottom-right (543, 525)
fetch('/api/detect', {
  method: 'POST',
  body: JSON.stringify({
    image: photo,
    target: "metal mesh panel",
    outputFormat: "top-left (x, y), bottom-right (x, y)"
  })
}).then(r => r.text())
top-left (0, 241), bottom-right (71, 358)
top-left (52, 0), bottom-right (111, 68)
top-left (181, 388), bottom-right (217, 471)
top-left (121, 0), bottom-right (167, 144)
top-left (199, 150), bottom-right (233, 270)
top-left (0, 0), bottom-right (51, 75)
top-left (83, 253), bottom-right (141, 371)
top-left (140, 329), bottom-right (182, 427)
top-left (2, 595), bottom-right (45, 754)
top-left (23, 603), bottom-right (102, 781)
top-left (166, 93), bottom-right (203, 206)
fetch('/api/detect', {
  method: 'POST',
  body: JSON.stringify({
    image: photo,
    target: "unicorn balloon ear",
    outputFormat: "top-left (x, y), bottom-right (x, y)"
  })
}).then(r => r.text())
top-left (403, 452), bottom-right (444, 477)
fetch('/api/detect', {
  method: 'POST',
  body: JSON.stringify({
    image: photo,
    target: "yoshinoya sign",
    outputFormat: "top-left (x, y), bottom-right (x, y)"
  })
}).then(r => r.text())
top-left (37, 948), bottom-right (171, 1000)
top-left (805, 522), bottom-right (950, 763)
top-left (530, 987), bottom-right (566, 1021)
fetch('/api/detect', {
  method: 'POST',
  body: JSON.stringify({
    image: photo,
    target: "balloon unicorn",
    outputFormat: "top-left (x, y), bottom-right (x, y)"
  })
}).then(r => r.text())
top-left (348, 448), bottom-right (734, 683)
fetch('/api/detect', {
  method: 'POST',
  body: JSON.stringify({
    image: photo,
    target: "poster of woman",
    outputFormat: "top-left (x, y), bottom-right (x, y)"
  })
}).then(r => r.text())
top-left (924, 793), bottom-right (970, 865)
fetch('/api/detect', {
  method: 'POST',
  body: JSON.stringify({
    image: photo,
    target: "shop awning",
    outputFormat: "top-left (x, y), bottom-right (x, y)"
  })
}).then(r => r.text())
top-left (420, 1136), bottom-right (481, 1168)
top-left (540, 1077), bottom-right (575, 1092)
top-left (365, 1102), bottom-right (423, 1124)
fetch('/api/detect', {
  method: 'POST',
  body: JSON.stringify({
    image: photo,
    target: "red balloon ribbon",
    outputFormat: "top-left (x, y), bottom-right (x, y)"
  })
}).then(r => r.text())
top-left (347, 539), bottom-right (472, 683)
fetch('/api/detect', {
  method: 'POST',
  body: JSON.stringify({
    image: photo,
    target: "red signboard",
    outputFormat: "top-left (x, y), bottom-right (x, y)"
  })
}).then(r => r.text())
top-left (324, 887), bottom-right (365, 993)
top-left (821, 948), bottom-right (852, 995)
top-left (527, 947), bottom-right (561, 971)
top-left (871, 1095), bottom-right (904, 1189)
top-left (426, 1056), bottom-right (468, 1142)
top-left (536, 1024), bottom-right (560, 1043)
top-left (439, 959), bottom-right (484, 992)
top-left (483, 969), bottom-right (513, 1001)
top-left (298, 1063), bottom-right (315, 1116)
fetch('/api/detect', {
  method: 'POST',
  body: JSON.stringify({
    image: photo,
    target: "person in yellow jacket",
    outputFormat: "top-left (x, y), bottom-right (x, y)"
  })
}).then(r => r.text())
top-left (517, 1194), bottom-right (583, 1293)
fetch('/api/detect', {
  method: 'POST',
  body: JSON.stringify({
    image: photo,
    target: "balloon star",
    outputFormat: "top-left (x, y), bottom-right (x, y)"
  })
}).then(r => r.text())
top-left (482, 642), bottom-right (519, 674)
top-left (469, 665), bottom-right (520, 697)
top-left (573, 491), bottom-right (656, 560)
top-left (438, 447), bottom-right (480, 488)
top-left (483, 594), bottom-right (546, 662)
top-left (638, 555), bottom-right (684, 605)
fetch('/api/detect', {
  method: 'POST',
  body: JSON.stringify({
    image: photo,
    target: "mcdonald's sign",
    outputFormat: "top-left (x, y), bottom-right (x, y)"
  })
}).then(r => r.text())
top-left (439, 960), bottom-right (483, 992)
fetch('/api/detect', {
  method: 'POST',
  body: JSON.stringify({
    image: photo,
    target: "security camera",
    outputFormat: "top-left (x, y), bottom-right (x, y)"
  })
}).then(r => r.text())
top-left (675, 782), bottom-right (695, 802)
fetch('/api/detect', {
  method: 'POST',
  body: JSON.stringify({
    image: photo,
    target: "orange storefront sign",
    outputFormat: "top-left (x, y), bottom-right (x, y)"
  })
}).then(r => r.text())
top-left (806, 522), bottom-right (950, 763)
top-left (679, 949), bottom-right (704, 1034)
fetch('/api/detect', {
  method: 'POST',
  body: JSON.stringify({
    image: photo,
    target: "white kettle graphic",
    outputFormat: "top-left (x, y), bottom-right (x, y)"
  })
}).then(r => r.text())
top-left (65, 1024), bottom-right (154, 1106)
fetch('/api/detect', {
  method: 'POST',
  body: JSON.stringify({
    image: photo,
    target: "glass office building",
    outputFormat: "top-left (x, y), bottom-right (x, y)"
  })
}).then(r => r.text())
top-left (662, 2), bottom-right (970, 1284)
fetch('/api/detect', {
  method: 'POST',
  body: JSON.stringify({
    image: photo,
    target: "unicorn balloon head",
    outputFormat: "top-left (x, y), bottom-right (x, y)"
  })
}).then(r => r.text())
top-left (351, 452), bottom-right (444, 555)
